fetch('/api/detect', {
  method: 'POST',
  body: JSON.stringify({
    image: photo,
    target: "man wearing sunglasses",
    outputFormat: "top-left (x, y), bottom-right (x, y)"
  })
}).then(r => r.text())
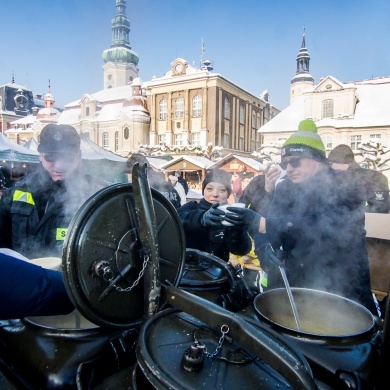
top-left (259, 119), bottom-right (377, 316)
top-left (0, 124), bottom-right (107, 259)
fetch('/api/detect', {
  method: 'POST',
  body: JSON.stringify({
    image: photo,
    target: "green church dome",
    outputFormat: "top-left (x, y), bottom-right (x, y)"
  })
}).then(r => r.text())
top-left (102, 47), bottom-right (139, 65)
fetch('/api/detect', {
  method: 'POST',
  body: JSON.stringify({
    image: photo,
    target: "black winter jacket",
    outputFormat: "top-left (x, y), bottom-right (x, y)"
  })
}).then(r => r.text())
top-left (263, 166), bottom-right (377, 315)
top-left (178, 198), bottom-right (252, 262)
top-left (0, 166), bottom-right (106, 258)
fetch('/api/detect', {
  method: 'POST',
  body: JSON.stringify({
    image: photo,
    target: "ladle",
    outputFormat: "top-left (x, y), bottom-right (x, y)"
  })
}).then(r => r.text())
top-left (264, 245), bottom-right (302, 331)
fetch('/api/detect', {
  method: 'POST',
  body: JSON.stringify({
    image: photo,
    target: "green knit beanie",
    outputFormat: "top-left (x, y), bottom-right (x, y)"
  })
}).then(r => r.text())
top-left (281, 119), bottom-right (326, 161)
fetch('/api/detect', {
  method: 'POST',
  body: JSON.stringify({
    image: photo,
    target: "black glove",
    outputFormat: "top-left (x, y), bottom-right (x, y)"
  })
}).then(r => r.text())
top-left (201, 203), bottom-right (225, 226)
top-left (224, 207), bottom-right (261, 235)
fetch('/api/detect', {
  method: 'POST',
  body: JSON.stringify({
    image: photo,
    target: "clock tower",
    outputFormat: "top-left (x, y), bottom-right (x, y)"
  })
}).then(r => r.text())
top-left (102, 0), bottom-right (139, 89)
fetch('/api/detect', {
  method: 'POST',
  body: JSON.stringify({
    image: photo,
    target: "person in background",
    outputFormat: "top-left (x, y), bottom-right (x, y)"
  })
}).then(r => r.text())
top-left (175, 170), bottom-right (189, 195)
top-left (125, 154), bottom-right (181, 209)
top-left (0, 124), bottom-right (107, 259)
top-left (168, 175), bottom-right (186, 206)
top-left (239, 168), bottom-right (280, 216)
top-left (328, 144), bottom-right (389, 213)
top-left (258, 119), bottom-right (377, 316)
top-left (0, 251), bottom-right (74, 319)
top-left (178, 168), bottom-right (259, 262)
top-left (231, 173), bottom-right (243, 202)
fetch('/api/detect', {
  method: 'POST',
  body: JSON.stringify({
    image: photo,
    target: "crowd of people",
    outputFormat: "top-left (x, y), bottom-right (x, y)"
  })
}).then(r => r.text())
top-left (0, 119), bottom-right (388, 319)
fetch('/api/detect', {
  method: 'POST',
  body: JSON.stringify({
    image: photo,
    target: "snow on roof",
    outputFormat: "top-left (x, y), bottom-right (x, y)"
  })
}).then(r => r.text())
top-left (160, 155), bottom-right (214, 170)
top-left (259, 99), bottom-right (305, 134)
top-left (10, 115), bottom-right (37, 125)
top-left (96, 103), bottom-right (123, 121)
top-left (65, 85), bottom-right (133, 107)
top-left (146, 157), bottom-right (169, 170)
top-left (208, 154), bottom-right (267, 171)
top-left (58, 107), bottom-right (81, 125)
top-left (259, 77), bottom-right (390, 134)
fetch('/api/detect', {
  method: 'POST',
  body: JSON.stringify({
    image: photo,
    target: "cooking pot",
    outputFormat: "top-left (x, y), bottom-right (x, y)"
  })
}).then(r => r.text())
top-left (254, 288), bottom-right (375, 339)
top-left (252, 288), bottom-right (381, 389)
top-left (134, 287), bottom-right (318, 390)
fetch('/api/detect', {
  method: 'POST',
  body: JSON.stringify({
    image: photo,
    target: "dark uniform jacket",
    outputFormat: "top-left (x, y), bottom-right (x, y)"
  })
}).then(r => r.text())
top-left (263, 166), bottom-right (377, 315)
top-left (178, 198), bottom-right (252, 262)
top-left (0, 166), bottom-right (106, 259)
top-left (239, 175), bottom-right (274, 216)
top-left (348, 162), bottom-right (389, 213)
top-left (148, 170), bottom-right (181, 208)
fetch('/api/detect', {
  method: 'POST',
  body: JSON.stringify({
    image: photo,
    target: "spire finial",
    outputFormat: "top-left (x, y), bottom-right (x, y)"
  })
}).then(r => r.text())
top-left (48, 79), bottom-right (51, 93)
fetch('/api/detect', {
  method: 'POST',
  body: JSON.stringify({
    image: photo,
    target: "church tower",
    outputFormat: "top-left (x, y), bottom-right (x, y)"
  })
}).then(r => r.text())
top-left (290, 30), bottom-right (314, 104)
top-left (102, 0), bottom-right (139, 89)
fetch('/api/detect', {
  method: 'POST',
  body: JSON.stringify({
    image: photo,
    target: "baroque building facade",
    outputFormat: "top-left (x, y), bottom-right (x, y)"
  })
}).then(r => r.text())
top-left (259, 32), bottom-right (390, 179)
top-left (57, 0), bottom-right (278, 157)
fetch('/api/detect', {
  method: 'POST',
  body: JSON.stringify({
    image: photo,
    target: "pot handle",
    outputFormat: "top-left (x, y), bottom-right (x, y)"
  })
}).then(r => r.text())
top-left (166, 286), bottom-right (317, 390)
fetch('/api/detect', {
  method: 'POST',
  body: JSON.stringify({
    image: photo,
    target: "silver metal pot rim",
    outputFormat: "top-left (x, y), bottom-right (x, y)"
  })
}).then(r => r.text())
top-left (254, 287), bottom-right (375, 339)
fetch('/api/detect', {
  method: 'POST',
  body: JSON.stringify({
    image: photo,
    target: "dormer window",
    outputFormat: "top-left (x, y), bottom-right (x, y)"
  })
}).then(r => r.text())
top-left (322, 99), bottom-right (334, 118)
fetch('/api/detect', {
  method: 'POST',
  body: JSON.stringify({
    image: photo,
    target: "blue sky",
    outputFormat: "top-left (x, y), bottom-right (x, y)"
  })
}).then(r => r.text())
top-left (1, 0), bottom-right (389, 110)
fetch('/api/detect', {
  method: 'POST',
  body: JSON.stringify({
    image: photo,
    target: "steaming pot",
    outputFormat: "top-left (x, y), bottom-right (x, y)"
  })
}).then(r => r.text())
top-left (248, 288), bottom-right (381, 389)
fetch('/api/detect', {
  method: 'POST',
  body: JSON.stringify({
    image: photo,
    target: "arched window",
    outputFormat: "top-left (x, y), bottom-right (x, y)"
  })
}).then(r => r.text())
top-left (102, 132), bottom-right (109, 149)
top-left (224, 98), bottom-right (230, 119)
top-left (322, 99), bottom-right (334, 118)
top-left (239, 104), bottom-right (245, 124)
top-left (115, 131), bottom-right (119, 152)
top-left (159, 99), bottom-right (167, 120)
top-left (175, 98), bottom-right (184, 119)
top-left (192, 95), bottom-right (202, 117)
top-left (124, 127), bottom-right (129, 139)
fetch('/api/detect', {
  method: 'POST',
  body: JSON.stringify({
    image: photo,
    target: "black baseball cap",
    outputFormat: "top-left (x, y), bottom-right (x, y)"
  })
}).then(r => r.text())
top-left (38, 124), bottom-right (81, 153)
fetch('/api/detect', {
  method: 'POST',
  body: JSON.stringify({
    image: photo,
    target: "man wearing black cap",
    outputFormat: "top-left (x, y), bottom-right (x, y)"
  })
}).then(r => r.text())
top-left (0, 124), bottom-right (106, 259)
top-left (328, 144), bottom-right (389, 213)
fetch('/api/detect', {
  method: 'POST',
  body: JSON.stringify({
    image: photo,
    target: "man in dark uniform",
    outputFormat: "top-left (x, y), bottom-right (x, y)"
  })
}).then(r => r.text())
top-left (125, 154), bottom-right (182, 209)
top-left (328, 144), bottom-right (389, 213)
top-left (0, 124), bottom-right (107, 259)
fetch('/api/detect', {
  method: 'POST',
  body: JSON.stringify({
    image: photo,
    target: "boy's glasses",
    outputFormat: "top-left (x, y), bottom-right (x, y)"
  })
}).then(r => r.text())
top-left (279, 157), bottom-right (303, 170)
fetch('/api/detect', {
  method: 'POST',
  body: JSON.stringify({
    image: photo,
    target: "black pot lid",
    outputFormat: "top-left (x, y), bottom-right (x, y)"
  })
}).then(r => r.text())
top-left (136, 308), bottom-right (313, 389)
top-left (62, 183), bottom-right (186, 328)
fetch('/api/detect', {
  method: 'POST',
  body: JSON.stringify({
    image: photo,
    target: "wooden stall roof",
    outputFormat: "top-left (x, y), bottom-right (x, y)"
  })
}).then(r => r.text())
top-left (208, 154), bottom-right (267, 174)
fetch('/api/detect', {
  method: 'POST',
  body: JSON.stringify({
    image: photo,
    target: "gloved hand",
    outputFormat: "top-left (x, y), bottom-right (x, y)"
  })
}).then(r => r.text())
top-left (201, 203), bottom-right (225, 226)
top-left (224, 207), bottom-right (261, 235)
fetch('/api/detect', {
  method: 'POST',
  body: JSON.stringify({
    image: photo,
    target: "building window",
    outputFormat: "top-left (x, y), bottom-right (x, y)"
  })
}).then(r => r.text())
top-left (86, 107), bottom-right (90, 116)
top-left (192, 132), bottom-right (201, 146)
top-left (251, 140), bottom-right (255, 151)
top-left (175, 133), bottom-right (185, 145)
top-left (251, 111), bottom-right (256, 128)
top-left (239, 137), bottom-right (244, 150)
top-left (239, 104), bottom-right (245, 125)
top-left (322, 99), bottom-right (334, 118)
top-left (192, 95), bottom-right (202, 117)
top-left (257, 113), bottom-right (261, 129)
top-left (223, 133), bottom-right (229, 148)
top-left (370, 134), bottom-right (381, 144)
top-left (158, 134), bottom-right (166, 145)
top-left (224, 98), bottom-right (230, 119)
top-left (159, 99), bottom-right (167, 120)
top-left (351, 135), bottom-right (361, 151)
top-left (102, 132), bottom-right (109, 149)
top-left (115, 131), bottom-right (119, 151)
top-left (124, 127), bottom-right (129, 139)
top-left (175, 98), bottom-right (184, 119)
top-left (322, 135), bottom-right (333, 151)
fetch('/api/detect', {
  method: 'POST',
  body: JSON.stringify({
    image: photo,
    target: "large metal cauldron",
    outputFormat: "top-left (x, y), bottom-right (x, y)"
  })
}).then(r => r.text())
top-left (179, 248), bottom-right (255, 310)
top-left (252, 288), bottom-right (381, 389)
top-left (133, 287), bottom-right (319, 390)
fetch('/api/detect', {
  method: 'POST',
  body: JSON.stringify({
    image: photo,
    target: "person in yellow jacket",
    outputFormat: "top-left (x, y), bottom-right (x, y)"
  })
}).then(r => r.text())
top-left (0, 124), bottom-right (106, 259)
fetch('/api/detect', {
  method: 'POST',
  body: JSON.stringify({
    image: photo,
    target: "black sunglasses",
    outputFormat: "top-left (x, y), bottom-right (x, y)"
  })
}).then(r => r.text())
top-left (279, 158), bottom-right (303, 170)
